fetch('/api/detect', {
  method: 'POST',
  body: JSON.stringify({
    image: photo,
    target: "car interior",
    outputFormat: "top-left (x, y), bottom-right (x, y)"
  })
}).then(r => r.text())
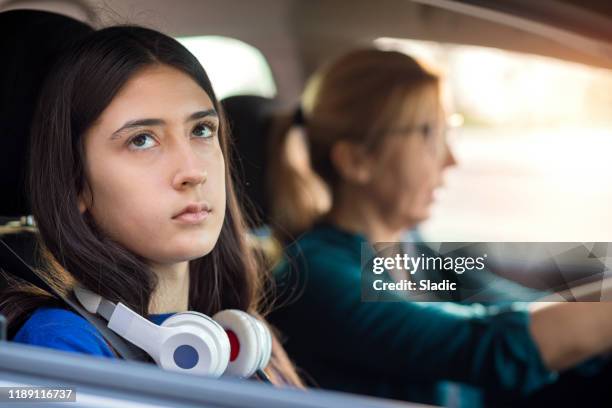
top-left (2, 0), bottom-right (612, 407)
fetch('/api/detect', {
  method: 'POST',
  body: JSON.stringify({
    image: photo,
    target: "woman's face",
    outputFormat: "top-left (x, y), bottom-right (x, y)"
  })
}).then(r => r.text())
top-left (364, 92), bottom-right (455, 229)
top-left (78, 64), bottom-right (226, 265)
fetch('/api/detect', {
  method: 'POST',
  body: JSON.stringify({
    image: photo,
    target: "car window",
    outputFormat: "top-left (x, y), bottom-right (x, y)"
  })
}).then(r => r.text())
top-left (177, 35), bottom-right (277, 100)
top-left (376, 37), bottom-right (612, 241)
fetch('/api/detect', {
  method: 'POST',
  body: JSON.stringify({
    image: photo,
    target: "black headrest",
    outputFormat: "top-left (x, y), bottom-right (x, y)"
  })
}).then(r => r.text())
top-left (0, 10), bottom-right (93, 217)
top-left (222, 95), bottom-right (279, 227)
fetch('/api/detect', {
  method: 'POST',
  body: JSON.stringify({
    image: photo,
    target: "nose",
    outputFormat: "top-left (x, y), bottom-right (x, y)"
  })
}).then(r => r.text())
top-left (171, 142), bottom-right (208, 190)
top-left (434, 140), bottom-right (457, 189)
top-left (441, 140), bottom-right (457, 169)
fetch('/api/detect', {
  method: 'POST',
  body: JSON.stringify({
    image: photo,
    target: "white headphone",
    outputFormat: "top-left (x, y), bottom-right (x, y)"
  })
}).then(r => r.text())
top-left (73, 287), bottom-right (272, 379)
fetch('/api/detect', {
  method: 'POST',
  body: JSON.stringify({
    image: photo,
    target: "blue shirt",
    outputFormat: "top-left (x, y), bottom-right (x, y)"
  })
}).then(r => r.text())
top-left (13, 307), bottom-right (173, 358)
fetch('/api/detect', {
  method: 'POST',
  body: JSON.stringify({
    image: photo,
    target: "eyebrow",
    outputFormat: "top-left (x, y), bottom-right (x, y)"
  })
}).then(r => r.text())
top-left (111, 109), bottom-right (218, 138)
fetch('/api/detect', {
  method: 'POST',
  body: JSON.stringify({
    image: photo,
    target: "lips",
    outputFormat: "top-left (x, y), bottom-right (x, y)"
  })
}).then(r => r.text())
top-left (172, 202), bottom-right (211, 224)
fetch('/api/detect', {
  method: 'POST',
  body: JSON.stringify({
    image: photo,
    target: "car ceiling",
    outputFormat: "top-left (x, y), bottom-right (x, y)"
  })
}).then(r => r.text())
top-left (1, 0), bottom-right (612, 103)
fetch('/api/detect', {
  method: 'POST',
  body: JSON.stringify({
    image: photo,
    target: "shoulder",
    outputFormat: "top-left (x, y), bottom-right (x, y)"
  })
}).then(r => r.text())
top-left (285, 226), bottom-right (361, 274)
top-left (274, 227), bottom-right (364, 316)
top-left (13, 307), bottom-right (115, 358)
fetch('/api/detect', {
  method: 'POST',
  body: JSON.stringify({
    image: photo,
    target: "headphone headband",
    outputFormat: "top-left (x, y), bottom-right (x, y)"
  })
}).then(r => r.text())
top-left (1, 239), bottom-right (272, 378)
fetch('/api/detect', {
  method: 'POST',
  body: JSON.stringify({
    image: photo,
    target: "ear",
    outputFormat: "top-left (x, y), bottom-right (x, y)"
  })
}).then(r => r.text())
top-left (77, 182), bottom-right (92, 214)
top-left (330, 140), bottom-right (373, 184)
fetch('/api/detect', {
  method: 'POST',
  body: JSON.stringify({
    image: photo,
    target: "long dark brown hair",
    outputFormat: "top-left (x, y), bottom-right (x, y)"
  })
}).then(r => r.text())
top-left (0, 25), bottom-right (301, 386)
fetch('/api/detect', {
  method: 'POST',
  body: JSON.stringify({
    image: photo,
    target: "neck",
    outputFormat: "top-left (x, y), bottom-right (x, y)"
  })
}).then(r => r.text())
top-left (326, 186), bottom-right (407, 244)
top-left (148, 261), bottom-right (190, 314)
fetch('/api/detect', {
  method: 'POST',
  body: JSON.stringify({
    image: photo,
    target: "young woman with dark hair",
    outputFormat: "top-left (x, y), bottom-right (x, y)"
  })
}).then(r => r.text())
top-left (267, 49), bottom-right (612, 404)
top-left (0, 25), bottom-right (301, 386)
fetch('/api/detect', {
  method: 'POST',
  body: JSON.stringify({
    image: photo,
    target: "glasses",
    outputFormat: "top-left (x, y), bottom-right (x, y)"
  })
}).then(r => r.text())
top-left (387, 123), bottom-right (445, 138)
top-left (378, 113), bottom-right (463, 155)
top-left (379, 122), bottom-right (446, 154)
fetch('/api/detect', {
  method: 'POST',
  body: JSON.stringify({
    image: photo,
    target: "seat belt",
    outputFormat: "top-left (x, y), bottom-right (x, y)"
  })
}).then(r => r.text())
top-left (0, 313), bottom-right (6, 341)
top-left (0, 238), bottom-right (149, 362)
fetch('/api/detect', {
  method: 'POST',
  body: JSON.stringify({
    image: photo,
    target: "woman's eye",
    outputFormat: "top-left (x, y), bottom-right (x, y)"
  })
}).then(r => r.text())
top-left (128, 133), bottom-right (157, 150)
top-left (192, 123), bottom-right (214, 139)
top-left (420, 123), bottom-right (432, 138)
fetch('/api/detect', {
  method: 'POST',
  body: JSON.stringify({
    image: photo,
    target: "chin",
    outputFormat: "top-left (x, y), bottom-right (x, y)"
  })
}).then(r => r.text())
top-left (159, 241), bottom-right (218, 263)
top-left (184, 244), bottom-right (217, 260)
top-left (416, 212), bottom-right (431, 224)
top-left (178, 229), bottom-right (221, 254)
top-left (404, 210), bottom-right (430, 227)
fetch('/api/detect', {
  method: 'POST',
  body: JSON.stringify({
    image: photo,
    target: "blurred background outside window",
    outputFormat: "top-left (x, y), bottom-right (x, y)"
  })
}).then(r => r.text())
top-left (376, 37), bottom-right (612, 242)
top-left (178, 35), bottom-right (277, 99)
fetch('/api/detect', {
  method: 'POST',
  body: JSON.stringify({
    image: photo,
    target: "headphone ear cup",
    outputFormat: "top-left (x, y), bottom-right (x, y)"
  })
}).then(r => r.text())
top-left (253, 318), bottom-right (273, 371)
top-left (213, 309), bottom-right (262, 378)
top-left (160, 312), bottom-right (230, 377)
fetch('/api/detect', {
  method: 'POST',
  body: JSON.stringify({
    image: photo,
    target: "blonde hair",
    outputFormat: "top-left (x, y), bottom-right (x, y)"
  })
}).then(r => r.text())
top-left (268, 49), bottom-right (441, 241)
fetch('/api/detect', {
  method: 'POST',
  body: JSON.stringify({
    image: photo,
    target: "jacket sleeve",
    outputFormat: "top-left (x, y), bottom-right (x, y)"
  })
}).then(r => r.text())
top-left (292, 254), bottom-right (558, 396)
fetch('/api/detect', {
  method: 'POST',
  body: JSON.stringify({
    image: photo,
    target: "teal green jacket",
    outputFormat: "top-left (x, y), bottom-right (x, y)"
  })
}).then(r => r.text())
top-left (269, 223), bottom-right (557, 407)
